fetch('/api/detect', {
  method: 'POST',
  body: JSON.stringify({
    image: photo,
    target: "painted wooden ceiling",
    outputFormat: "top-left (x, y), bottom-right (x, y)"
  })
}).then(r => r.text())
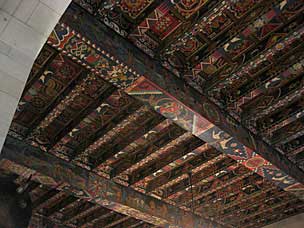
top-left (0, 160), bottom-right (157, 228)
top-left (2, 0), bottom-right (304, 228)
top-left (73, 0), bottom-right (304, 170)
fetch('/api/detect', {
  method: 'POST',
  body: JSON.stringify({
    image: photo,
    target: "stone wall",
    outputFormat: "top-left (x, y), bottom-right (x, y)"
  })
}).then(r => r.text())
top-left (0, 0), bottom-right (71, 150)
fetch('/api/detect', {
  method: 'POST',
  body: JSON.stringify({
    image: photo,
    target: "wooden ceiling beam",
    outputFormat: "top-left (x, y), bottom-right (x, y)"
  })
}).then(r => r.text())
top-left (260, 108), bottom-right (304, 141)
top-left (243, 81), bottom-right (304, 127)
top-left (129, 221), bottom-right (151, 228)
top-left (236, 199), bottom-right (303, 227)
top-left (221, 43), bottom-right (304, 115)
top-left (32, 188), bottom-right (60, 210)
top-left (114, 218), bottom-right (143, 228)
top-left (70, 101), bottom-right (141, 161)
top-left (90, 109), bottom-right (164, 169)
top-left (18, 54), bottom-right (85, 140)
top-left (43, 195), bottom-right (78, 217)
top-left (244, 202), bottom-right (304, 228)
top-left (48, 85), bottom-right (117, 150)
top-left (51, 2), bottom-right (304, 197)
top-left (25, 181), bottom-right (41, 193)
top-left (250, 65), bottom-right (303, 115)
top-left (146, 146), bottom-right (220, 192)
top-left (270, 117), bottom-right (304, 144)
top-left (76, 207), bottom-right (112, 227)
top-left (191, 174), bottom-right (262, 210)
top-left (110, 124), bottom-right (184, 178)
top-left (29, 72), bottom-right (113, 151)
top-left (168, 160), bottom-right (237, 203)
top-left (1, 136), bottom-right (227, 228)
top-left (62, 201), bottom-right (95, 224)
top-left (92, 213), bottom-right (125, 228)
top-left (162, 157), bottom-right (235, 198)
top-left (218, 190), bottom-right (287, 223)
top-left (197, 182), bottom-right (277, 217)
top-left (207, 184), bottom-right (276, 218)
top-left (174, 165), bottom-right (251, 205)
top-left (29, 214), bottom-right (71, 228)
top-left (102, 216), bottom-right (130, 228)
top-left (128, 135), bottom-right (204, 185)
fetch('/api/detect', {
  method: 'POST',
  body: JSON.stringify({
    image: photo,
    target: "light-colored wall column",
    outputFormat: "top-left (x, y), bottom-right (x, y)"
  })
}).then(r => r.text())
top-left (263, 213), bottom-right (304, 228)
top-left (0, 0), bottom-right (71, 150)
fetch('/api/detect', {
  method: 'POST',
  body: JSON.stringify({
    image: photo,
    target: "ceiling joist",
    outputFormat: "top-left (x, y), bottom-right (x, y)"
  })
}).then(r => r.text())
top-left (1, 135), bottom-right (227, 228)
top-left (46, 2), bottom-right (304, 199)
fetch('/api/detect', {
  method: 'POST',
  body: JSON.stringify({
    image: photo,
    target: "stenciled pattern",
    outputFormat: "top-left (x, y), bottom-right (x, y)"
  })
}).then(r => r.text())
top-left (125, 77), bottom-right (304, 197)
top-left (2, 136), bottom-right (225, 228)
top-left (5, 1), bottom-right (304, 228)
top-left (44, 1), bottom-right (304, 203)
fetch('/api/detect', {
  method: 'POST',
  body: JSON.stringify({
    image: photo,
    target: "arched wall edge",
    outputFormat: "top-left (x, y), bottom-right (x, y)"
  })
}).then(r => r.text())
top-left (0, 0), bottom-right (71, 150)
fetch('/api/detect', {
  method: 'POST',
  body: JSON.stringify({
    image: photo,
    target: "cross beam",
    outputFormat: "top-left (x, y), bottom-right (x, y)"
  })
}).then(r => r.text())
top-left (48, 2), bottom-right (304, 197)
top-left (1, 136), bottom-right (225, 228)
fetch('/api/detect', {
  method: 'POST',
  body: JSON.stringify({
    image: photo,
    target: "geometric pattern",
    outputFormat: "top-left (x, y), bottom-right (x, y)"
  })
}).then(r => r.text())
top-left (4, 0), bottom-right (304, 228)
top-left (50, 0), bottom-right (304, 201)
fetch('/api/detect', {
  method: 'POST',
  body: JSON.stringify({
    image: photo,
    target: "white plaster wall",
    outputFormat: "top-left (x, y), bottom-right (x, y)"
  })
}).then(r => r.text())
top-left (0, 0), bottom-right (71, 150)
top-left (263, 213), bottom-right (304, 228)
